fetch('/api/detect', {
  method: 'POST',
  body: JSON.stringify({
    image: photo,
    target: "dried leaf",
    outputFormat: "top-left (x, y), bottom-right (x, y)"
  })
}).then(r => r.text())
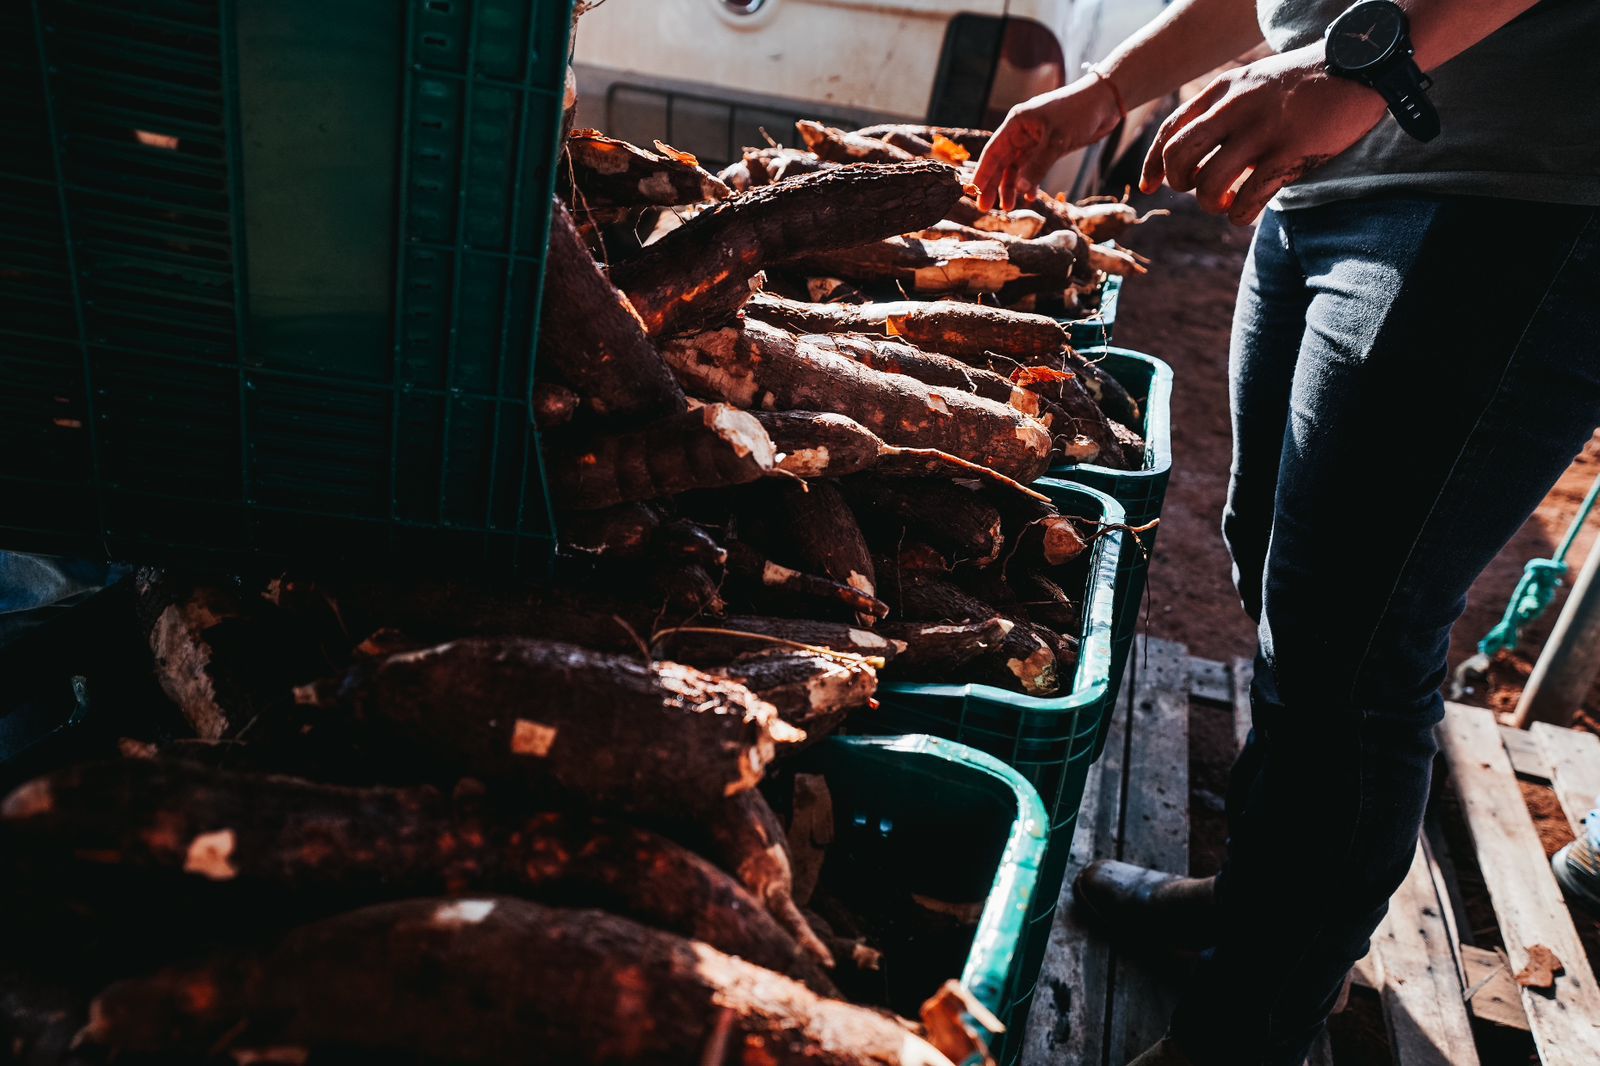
top-left (1010, 366), bottom-right (1076, 387)
top-left (920, 980), bottom-right (1000, 1066)
top-left (1514, 945), bottom-right (1564, 989)
top-left (931, 134), bottom-right (971, 166)
top-left (654, 140), bottom-right (700, 168)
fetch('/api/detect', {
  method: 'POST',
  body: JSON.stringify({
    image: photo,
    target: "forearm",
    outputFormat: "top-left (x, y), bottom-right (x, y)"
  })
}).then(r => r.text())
top-left (1402, 0), bottom-right (1545, 70)
top-left (971, 0), bottom-right (1266, 210)
top-left (1096, 0), bottom-right (1266, 108)
top-left (1137, 0), bottom-right (1560, 224)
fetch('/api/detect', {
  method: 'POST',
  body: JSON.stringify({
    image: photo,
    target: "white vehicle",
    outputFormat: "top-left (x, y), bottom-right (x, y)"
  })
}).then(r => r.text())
top-left (574, 0), bottom-right (1171, 197)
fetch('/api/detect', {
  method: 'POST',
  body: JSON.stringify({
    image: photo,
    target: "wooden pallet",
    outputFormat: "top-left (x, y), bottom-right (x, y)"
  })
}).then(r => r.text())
top-left (1369, 702), bottom-right (1600, 1066)
top-left (1021, 636), bottom-right (1190, 1066)
top-left (1021, 642), bottom-right (1600, 1066)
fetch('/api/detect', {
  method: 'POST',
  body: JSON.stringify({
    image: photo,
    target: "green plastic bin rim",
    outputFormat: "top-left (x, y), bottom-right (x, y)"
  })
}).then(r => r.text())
top-left (1051, 346), bottom-right (1172, 482)
top-left (879, 479), bottom-right (1125, 714)
top-left (827, 734), bottom-right (1049, 1036)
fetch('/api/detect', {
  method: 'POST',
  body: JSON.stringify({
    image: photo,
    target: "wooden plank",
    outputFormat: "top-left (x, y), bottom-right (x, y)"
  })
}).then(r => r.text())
top-left (1230, 656), bottom-right (1253, 755)
top-left (1531, 722), bottom-right (1600, 840)
top-left (1499, 725), bottom-right (1551, 781)
top-left (1437, 703), bottom-right (1600, 1065)
top-left (1187, 655), bottom-right (1231, 705)
top-left (1461, 944), bottom-right (1529, 1032)
top-left (1419, 818), bottom-right (1478, 1004)
top-left (1371, 841), bottom-right (1481, 1066)
top-left (1107, 637), bottom-right (1191, 1066)
top-left (1415, 834), bottom-right (1468, 992)
top-left (1022, 653), bottom-right (1132, 1066)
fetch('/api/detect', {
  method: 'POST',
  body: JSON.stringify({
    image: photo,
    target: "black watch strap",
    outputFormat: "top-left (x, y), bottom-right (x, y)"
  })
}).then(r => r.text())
top-left (1369, 61), bottom-right (1439, 142)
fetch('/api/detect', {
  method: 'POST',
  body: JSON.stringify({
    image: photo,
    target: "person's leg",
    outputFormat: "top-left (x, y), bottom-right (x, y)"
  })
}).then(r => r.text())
top-left (1169, 195), bottom-right (1600, 1066)
top-left (1223, 209), bottom-right (1312, 628)
top-left (1219, 208), bottom-right (1317, 824)
top-left (1076, 210), bottom-right (1311, 942)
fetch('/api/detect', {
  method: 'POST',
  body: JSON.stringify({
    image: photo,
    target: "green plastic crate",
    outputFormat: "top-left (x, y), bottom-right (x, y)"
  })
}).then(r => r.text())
top-left (775, 734), bottom-right (1047, 1063)
top-left (1063, 270), bottom-right (1122, 348)
top-left (0, 0), bottom-right (573, 574)
top-left (860, 479), bottom-right (1124, 1053)
top-left (1048, 347), bottom-right (1173, 755)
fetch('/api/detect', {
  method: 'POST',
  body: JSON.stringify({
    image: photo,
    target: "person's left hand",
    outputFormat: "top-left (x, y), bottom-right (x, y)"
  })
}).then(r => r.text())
top-left (1140, 44), bottom-right (1389, 225)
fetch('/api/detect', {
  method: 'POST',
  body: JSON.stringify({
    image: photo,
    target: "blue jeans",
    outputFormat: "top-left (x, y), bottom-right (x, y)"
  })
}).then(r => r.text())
top-left (1170, 196), bottom-right (1600, 1065)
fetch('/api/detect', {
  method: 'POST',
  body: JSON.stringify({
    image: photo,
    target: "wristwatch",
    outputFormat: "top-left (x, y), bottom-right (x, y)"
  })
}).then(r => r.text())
top-left (1323, 0), bottom-right (1439, 142)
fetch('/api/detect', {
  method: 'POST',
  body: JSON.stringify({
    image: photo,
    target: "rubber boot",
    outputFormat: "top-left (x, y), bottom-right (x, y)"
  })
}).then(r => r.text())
top-left (1073, 859), bottom-right (1219, 951)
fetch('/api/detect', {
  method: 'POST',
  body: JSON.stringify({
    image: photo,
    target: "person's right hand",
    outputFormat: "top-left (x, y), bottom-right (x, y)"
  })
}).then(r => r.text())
top-left (971, 73), bottom-right (1125, 212)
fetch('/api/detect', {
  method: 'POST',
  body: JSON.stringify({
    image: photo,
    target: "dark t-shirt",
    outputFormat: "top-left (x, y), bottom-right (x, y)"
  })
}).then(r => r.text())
top-left (1259, 0), bottom-right (1600, 208)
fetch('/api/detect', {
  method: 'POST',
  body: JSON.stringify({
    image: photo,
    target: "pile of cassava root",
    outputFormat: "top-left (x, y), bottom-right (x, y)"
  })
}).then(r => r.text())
top-left (0, 569), bottom-right (999, 1065)
top-left (535, 117), bottom-right (1155, 702)
top-left (575, 117), bottom-right (1167, 323)
top-left (0, 122), bottom-right (1156, 1066)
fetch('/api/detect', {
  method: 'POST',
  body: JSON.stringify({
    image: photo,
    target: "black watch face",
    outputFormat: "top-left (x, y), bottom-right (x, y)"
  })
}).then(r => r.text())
top-left (1328, 1), bottom-right (1406, 72)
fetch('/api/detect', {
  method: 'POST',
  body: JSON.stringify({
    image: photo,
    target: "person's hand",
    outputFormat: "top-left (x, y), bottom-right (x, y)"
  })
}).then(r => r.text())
top-left (1141, 44), bottom-right (1388, 225)
top-left (972, 73), bottom-right (1124, 212)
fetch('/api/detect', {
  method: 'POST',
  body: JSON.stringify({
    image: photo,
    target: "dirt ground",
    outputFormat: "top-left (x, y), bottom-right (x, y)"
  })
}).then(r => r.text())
top-left (1115, 189), bottom-right (1600, 1065)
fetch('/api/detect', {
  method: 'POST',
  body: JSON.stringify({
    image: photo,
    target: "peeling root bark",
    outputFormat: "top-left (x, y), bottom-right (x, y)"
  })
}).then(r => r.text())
top-left (976, 621), bottom-right (1060, 697)
top-left (713, 650), bottom-right (878, 744)
top-left (776, 481), bottom-right (879, 626)
top-left (799, 332), bottom-right (1048, 421)
top-left (743, 292), bottom-right (1071, 365)
top-left (135, 569), bottom-right (321, 744)
top-left (544, 403), bottom-right (776, 510)
top-left (1064, 350), bottom-right (1142, 427)
top-left (845, 477), bottom-right (1006, 569)
top-left (797, 120), bottom-right (919, 165)
top-left (877, 617), bottom-right (1015, 680)
top-left (558, 502), bottom-right (662, 559)
top-left (726, 541), bottom-right (890, 622)
top-left (1064, 201), bottom-right (1169, 242)
top-left (80, 897), bottom-right (958, 1065)
top-left (613, 161), bottom-right (963, 337)
top-left (788, 229), bottom-right (1089, 295)
top-left (1, 760), bottom-right (835, 992)
top-left (299, 638), bottom-right (797, 818)
top-left (565, 130), bottom-right (731, 209)
top-left (755, 410), bottom-right (886, 478)
top-left (537, 199), bottom-right (687, 419)
top-left (753, 411), bottom-right (1053, 500)
top-left (851, 124), bottom-right (992, 156)
top-left (662, 320), bottom-right (1052, 483)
